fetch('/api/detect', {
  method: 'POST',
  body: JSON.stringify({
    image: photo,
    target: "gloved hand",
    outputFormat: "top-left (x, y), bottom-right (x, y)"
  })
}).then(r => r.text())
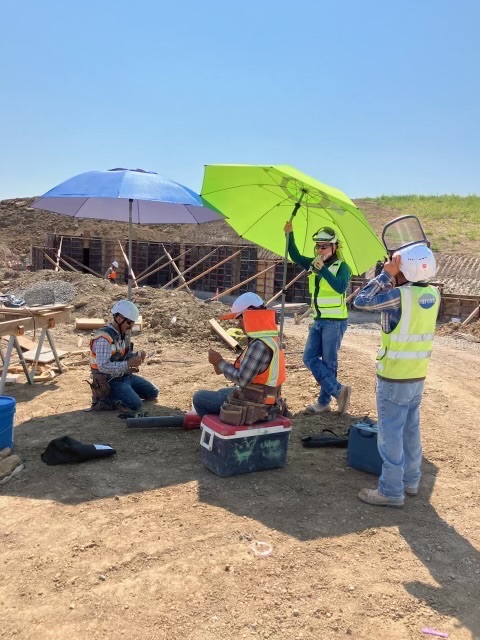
top-left (128, 354), bottom-right (143, 369)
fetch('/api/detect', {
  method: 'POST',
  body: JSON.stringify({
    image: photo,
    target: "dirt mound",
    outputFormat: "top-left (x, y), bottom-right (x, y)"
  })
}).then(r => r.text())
top-left (437, 319), bottom-right (480, 339)
top-left (2, 270), bottom-right (231, 349)
top-left (0, 198), bottom-right (246, 261)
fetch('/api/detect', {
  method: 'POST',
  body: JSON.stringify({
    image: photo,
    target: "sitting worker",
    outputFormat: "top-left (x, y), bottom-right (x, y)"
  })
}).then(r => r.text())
top-left (88, 299), bottom-right (158, 414)
top-left (104, 261), bottom-right (119, 284)
top-left (284, 220), bottom-right (352, 415)
top-left (192, 292), bottom-right (288, 425)
top-left (354, 244), bottom-right (440, 507)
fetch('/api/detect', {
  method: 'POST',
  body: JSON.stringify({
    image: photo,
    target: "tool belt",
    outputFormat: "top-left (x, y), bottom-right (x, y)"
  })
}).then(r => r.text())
top-left (219, 384), bottom-right (287, 426)
top-left (86, 371), bottom-right (115, 412)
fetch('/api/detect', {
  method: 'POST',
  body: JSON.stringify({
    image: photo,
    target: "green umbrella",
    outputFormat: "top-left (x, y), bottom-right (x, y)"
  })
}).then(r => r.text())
top-left (201, 164), bottom-right (386, 342)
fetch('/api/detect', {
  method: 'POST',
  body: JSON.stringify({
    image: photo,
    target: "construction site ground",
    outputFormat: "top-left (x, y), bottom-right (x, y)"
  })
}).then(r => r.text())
top-left (1, 274), bottom-right (480, 640)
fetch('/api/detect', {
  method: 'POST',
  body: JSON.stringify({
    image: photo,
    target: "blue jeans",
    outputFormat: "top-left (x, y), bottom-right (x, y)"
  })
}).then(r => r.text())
top-left (192, 387), bottom-right (234, 418)
top-left (302, 319), bottom-right (348, 406)
top-left (108, 374), bottom-right (159, 411)
top-left (376, 378), bottom-right (424, 499)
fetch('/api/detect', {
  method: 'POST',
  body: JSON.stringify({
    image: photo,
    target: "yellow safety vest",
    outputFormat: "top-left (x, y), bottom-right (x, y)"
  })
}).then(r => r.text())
top-left (376, 285), bottom-right (440, 381)
top-left (308, 260), bottom-right (348, 319)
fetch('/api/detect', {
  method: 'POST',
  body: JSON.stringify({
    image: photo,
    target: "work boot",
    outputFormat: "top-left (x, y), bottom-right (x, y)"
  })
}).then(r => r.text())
top-left (305, 401), bottom-right (331, 415)
top-left (336, 385), bottom-right (352, 415)
top-left (404, 485), bottom-right (419, 496)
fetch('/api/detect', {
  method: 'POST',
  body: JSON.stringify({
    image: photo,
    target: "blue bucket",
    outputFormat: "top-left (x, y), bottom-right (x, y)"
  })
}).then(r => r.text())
top-left (0, 396), bottom-right (16, 450)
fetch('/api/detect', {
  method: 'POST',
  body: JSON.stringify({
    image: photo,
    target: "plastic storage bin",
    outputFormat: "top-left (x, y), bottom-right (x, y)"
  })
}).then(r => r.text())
top-left (200, 414), bottom-right (291, 477)
top-left (347, 421), bottom-right (383, 476)
top-left (0, 396), bottom-right (16, 450)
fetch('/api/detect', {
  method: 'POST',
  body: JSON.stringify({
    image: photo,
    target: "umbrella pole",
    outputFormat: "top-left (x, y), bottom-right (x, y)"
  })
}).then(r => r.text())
top-left (279, 195), bottom-right (305, 348)
top-left (127, 199), bottom-right (133, 300)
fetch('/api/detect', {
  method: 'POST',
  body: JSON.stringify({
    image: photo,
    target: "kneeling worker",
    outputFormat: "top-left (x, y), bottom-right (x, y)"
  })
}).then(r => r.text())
top-left (89, 300), bottom-right (159, 413)
top-left (193, 292), bottom-right (287, 425)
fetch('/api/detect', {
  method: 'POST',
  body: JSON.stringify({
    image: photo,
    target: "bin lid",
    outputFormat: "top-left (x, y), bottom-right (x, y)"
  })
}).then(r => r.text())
top-left (0, 396), bottom-right (16, 408)
top-left (201, 414), bottom-right (291, 437)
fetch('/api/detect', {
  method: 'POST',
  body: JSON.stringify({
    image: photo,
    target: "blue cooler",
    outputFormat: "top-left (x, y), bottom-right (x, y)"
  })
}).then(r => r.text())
top-left (347, 421), bottom-right (383, 476)
top-left (0, 396), bottom-right (16, 450)
top-left (200, 414), bottom-right (292, 477)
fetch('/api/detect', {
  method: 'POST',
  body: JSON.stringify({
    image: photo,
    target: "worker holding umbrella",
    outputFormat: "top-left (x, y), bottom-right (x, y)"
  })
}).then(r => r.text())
top-left (284, 220), bottom-right (352, 415)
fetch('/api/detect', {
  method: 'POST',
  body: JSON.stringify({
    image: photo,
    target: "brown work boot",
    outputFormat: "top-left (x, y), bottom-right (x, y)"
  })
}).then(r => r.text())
top-left (336, 385), bottom-right (351, 415)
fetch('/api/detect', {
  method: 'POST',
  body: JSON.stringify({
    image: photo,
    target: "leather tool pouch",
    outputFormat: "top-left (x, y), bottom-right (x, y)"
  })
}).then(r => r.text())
top-left (219, 390), bottom-right (269, 426)
top-left (86, 372), bottom-right (113, 411)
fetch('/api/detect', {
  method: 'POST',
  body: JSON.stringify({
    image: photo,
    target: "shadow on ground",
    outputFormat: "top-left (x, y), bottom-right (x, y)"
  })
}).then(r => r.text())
top-left (2, 408), bottom-right (479, 637)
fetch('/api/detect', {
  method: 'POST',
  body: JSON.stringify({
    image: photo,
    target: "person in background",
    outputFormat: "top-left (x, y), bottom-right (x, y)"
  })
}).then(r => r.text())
top-left (284, 221), bottom-right (352, 415)
top-left (88, 300), bottom-right (158, 414)
top-left (104, 261), bottom-right (119, 284)
top-left (354, 243), bottom-right (440, 507)
top-left (192, 292), bottom-right (287, 424)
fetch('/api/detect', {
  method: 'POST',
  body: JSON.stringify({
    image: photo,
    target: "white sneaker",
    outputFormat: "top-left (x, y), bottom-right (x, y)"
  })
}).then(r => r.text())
top-left (305, 401), bottom-right (331, 415)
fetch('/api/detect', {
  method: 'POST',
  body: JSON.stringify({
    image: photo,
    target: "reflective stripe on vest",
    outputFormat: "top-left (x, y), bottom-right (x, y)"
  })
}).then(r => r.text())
top-left (376, 285), bottom-right (440, 380)
top-left (234, 309), bottom-right (286, 401)
top-left (308, 260), bottom-right (348, 319)
top-left (89, 327), bottom-right (127, 370)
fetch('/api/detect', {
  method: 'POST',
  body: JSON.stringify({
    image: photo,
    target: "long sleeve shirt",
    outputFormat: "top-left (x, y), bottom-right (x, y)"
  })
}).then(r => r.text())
top-left (217, 339), bottom-right (272, 389)
top-left (287, 233), bottom-right (351, 319)
top-left (353, 271), bottom-right (402, 333)
top-left (91, 324), bottom-right (130, 377)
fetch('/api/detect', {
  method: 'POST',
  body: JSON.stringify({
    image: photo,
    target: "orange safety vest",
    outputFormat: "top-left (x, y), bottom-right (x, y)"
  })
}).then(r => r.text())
top-left (234, 309), bottom-right (286, 403)
top-left (89, 326), bottom-right (128, 371)
top-left (107, 269), bottom-right (117, 280)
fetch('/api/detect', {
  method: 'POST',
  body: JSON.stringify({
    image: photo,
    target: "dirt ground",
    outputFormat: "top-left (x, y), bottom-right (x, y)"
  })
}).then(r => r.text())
top-left (1, 316), bottom-right (480, 640)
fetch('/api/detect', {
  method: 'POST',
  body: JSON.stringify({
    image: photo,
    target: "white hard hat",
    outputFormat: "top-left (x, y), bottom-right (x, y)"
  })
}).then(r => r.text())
top-left (112, 261), bottom-right (119, 268)
top-left (220, 292), bottom-right (264, 320)
top-left (312, 227), bottom-right (338, 244)
top-left (394, 243), bottom-right (437, 282)
top-left (111, 300), bottom-right (140, 322)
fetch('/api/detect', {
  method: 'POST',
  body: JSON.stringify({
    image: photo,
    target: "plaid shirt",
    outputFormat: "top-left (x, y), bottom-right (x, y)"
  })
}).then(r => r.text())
top-left (91, 324), bottom-right (130, 377)
top-left (218, 339), bottom-right (272, 389)
top-left (354, 271), bottom-right (402, 333)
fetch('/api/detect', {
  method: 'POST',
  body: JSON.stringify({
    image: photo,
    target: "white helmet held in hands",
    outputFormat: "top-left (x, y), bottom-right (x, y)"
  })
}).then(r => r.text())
top-left (395, 243), bottom-right (437, 282)
top-left (111, 300), bottom-right (140, 322)
top-left (112, 261), bottom-right (119, 268)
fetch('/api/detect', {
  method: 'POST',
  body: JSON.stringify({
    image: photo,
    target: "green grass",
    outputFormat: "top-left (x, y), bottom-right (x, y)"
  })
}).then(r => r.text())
top-left (361, 195), bottom-right (480, 255)
top-left (365, 194), bottom-right (480, 223)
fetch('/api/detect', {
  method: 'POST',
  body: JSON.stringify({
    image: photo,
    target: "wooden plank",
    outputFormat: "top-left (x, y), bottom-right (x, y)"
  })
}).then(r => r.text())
top-left (1, 335), bottom-right (37, 351)
top-left (209, 318), bottom-right (242, 352)
top-left (0, 308), bottom-right (72, 337)
top-left (0, 304), bottom-right (68, 317)
top-left (22, 347), bottom-right (68, 363)
top-left (75, 315), bottom-right (142, 331)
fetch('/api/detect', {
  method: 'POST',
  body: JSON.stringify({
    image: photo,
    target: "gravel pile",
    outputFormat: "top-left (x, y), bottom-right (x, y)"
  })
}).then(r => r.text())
top-left (14, 280), bottom-right (76, 306)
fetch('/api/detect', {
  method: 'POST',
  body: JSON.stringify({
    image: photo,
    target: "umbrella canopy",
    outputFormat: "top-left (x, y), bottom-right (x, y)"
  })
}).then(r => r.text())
top-left (33, 168), bottom-right (222, 224)
top-left (33, 168), bottom-right (224, 298)
top-left (201, 164), bottom-right (386, 276)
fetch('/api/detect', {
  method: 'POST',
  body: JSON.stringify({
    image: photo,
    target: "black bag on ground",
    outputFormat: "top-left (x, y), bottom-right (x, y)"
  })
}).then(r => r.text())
top-left (302, 428), bottom-right (349, 448)
top-left (41, 436), bottom-right (116, 465)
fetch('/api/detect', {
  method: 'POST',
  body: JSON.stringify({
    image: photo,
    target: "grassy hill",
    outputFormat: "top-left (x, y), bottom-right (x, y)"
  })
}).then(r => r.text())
top-left (356, 195), bottom-right (480, 256)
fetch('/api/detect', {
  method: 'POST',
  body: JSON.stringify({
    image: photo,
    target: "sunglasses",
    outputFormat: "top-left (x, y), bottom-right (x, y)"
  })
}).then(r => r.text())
top-left (316, 243), bottom-right (333, 250)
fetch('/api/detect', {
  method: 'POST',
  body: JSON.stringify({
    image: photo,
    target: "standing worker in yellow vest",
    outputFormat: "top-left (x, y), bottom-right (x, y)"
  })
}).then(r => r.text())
top-left (284, 221), bottom-right (352, 415)
top-left (354, 243), bottom-right (440, 507)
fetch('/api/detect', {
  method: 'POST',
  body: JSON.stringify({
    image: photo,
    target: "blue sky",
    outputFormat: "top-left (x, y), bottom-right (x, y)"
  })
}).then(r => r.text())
top-left (1, 0), bottom-right (479, 200)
